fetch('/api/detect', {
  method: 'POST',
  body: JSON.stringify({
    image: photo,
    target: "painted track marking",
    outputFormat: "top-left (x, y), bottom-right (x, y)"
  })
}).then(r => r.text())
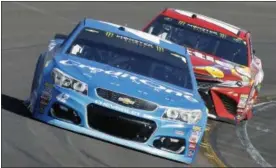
top-left (200, 124), bottom-right (226, 167)
top-left (236, 101), bottom-right (276, 167)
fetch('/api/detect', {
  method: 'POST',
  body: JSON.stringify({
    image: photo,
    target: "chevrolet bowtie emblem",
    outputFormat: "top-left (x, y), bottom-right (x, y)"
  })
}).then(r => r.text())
top-left (118, 97), bottom-right (135, 105)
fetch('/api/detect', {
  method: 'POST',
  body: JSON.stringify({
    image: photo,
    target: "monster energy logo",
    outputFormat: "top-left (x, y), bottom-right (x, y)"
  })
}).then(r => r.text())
top-left (105, 32), bottom-right (114, 38)
top-left (233, 37), bottom-right (244, 44)
top-left (178, 21), bottom-right (186, 26)
top-left (156, 46), bottom-right (164, 52)
top-left (219, 33), bottom-right (226, 39)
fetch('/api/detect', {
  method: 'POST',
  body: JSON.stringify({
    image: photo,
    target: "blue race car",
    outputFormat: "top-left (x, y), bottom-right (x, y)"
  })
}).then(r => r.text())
top-left (26, 18), bottom-right (208, 164)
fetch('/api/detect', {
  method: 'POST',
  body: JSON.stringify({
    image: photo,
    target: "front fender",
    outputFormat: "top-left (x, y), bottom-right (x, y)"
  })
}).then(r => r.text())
top-left (31, 53), bottom-right (46, 94)
top-left (253, 55), bottom-right (264, 86)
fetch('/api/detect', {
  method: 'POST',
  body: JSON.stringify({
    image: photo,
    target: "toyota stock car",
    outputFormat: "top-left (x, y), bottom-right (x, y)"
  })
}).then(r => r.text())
top-left (25, 18), bottom-right (209, 164)
top-left (143, 8), bottom-right (264, 124)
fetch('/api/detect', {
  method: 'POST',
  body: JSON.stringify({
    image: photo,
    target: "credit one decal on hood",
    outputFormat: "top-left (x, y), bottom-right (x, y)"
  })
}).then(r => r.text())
top-left (59, 59), bottom-right (198, 102)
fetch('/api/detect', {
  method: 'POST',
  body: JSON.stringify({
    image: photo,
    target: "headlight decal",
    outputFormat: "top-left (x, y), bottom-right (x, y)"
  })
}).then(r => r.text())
top-left (162, 108), bottom-right (202, 124)
top-left (52, 68), bottom-right (88, 95)
top-left (234, 66), bottom-right (251, 79)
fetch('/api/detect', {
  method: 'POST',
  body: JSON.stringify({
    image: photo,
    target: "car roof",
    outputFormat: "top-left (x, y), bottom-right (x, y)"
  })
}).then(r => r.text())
top-left (162, 8), bottom-right (249, 40)
top-left (82, 18), bottom-right (188, 57)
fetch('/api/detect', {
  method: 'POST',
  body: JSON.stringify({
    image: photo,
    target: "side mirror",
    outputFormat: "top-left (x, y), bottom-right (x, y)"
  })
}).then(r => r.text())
top-left (253, 49), bottom-right (256, 54)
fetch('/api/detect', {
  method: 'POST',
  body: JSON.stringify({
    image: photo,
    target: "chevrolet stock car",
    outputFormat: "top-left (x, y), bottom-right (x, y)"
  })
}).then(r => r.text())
top-left (143, 8), bottom-right (264, 124)
top-left (25, 18), bottom-right (209, 164)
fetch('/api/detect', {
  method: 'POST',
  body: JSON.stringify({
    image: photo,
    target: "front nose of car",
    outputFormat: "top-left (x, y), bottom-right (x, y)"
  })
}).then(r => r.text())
top-left (41, 81), bottom-right (205, 159)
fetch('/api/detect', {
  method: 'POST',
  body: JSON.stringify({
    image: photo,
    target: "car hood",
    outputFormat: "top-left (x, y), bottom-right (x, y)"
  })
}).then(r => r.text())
top-left (54, 55), bottom-right (203, 109)
top-left (187, 48), bottom-right (251, 82)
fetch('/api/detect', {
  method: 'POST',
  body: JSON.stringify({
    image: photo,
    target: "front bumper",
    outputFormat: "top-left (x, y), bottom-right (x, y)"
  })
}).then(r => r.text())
top-left (197, 81), bottom-right (256, 123)
top-left (32, 83), bottom-right (206, 164)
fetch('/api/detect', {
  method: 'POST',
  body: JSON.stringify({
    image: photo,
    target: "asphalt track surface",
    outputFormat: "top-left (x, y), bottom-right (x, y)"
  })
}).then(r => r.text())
top-left (2, 2), bottom-right (276, 167)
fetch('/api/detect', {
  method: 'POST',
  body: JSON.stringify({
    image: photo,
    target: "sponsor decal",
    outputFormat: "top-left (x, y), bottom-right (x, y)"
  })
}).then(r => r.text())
top-left (186, 23), bottom-right (219, 37)
top-left (41, 91), bottom-right (52, 100)
top-left (39, 83), bottom-right (53, 113)
top-left (236, 114), bottom-right (244, 120)
top-left (170, 11), bottom-right (243, 42)
top-left (103, 30), bottom-right (158, 49)
top-left (189, 134), bottom-right (200, 143)
top-left (192, 130), bottom-right (201, 136)
top-left (192, 126), bottom-right (201, 132)
top-left (178, 20), bottom-right (186, 26)
top-left (205, 66), bottom-right (224, 78)
top-left (118, 97), bottom-right (135, 105)
top-left (175, 130), bottom-right (185, 136)
top-left (219, 33), bottom-right (227, 39)
top-left (189, 126), bottom-right (201, 143)
top-left (188, 149), bottom-right (195, 157)
top-left (195, 66), bottom-right (224, 79)
top-left (94, 99), bottom-right (141, 117)
top-left (105, 32), bottom-right (115, 38)
top-left (189, 142), bottom-right (197, 149)
top-left (59, 59), bottom-right (198, 103)
top-left (238, 94), bottom-right (248, 108)
top-left (183, 95), bottom-right (198, 103)
top-left (155, 46), bottom-right (164, 52)
top-left (115, 34), bottom-right (155, 49)
top-left (44, 82), bottom-right (53, 92)
top-left (237, 108), bottom-right (245, 113)
top-left (187, 48), bottom-right (235, 69)
top-left (57, 93), bottom-right (70, 103)
top-left (40, 100), bottom-right (49, 105)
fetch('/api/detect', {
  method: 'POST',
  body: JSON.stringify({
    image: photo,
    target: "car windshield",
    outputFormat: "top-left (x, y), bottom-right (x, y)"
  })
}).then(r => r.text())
top-left (144, 16), bottom-right (248, 66)
top-left (66, 27), bottom-right (193, 90)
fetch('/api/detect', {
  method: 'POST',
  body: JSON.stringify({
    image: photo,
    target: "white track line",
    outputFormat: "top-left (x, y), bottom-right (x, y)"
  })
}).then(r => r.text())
top-left (236, 101), bottom-right (276, 167)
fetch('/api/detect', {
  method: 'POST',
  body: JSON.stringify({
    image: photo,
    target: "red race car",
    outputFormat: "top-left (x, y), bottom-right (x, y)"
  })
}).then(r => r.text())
top-left (142, 8), bottom-right (264, 124)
